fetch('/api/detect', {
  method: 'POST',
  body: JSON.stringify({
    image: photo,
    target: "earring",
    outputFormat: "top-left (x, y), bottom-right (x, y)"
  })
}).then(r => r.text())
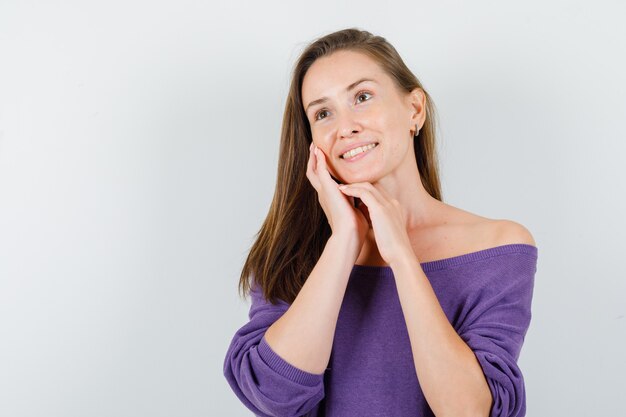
top-left (413, 124), bottom-right (420, 138)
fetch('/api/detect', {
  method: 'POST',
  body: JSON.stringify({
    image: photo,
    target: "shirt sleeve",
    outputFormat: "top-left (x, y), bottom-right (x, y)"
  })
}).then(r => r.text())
top-left (457, 252), bottom-right (537, 417)
top-left (223, 278), bottom-right (325, 417)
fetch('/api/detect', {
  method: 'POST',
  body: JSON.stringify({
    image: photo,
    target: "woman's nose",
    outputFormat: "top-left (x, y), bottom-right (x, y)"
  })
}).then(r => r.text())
top-left (337, 111), bottom-right (360, 138)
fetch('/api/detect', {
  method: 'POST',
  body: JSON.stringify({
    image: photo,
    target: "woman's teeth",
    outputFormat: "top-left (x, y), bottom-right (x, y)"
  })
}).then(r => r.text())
top-left (341, 143), bottom-right (378, 159)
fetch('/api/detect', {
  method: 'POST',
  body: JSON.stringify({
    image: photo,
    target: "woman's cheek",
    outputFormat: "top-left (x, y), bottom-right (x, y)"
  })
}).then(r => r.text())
top-left (326, 160), bottom-right (338, 177)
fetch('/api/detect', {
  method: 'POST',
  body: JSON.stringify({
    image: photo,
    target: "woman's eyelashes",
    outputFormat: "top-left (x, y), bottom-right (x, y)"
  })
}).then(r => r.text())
top-left (355, 91), bottom-right (372, 104)
top-left (313, 91), bottom-right (373, 121)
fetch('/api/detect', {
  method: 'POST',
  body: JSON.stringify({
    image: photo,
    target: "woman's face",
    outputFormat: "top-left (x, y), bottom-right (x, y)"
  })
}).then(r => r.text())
top-left (301, 49), bottom-right (422, 185)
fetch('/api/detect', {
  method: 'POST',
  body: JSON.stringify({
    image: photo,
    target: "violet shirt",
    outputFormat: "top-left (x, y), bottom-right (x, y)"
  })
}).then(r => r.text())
top-left (223, 243), bottom-right (538, 417)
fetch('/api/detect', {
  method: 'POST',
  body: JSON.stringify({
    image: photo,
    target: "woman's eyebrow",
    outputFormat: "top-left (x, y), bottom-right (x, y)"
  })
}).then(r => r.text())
top-left (305, 78), bottom-right (377, 113)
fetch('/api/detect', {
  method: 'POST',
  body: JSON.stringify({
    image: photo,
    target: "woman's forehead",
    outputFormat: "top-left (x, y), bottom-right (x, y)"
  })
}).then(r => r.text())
top-left (302, 52), bottom-right (388, 109)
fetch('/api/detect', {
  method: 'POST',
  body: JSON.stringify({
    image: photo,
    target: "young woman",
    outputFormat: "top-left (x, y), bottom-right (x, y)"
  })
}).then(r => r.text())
top-left (223, 27), bottom-right (537, 417)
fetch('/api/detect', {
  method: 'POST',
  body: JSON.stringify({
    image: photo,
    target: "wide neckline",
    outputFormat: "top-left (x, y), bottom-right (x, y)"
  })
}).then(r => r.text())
top-left (352, 243), bottom-right (538, 274)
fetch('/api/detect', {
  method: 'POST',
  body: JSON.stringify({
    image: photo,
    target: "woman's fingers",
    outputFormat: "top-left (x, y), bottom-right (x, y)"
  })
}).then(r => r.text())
top-left (314, 146), bottom-right (338, 187)
top-left (315, 147), bottom-right (339, 189)
top-left (338, 184), bottom-right (379, 212)
top-left (372, 182), bottom-right (396, 204)
top-left (307, 143), bottom-right (342, 194)
top-left (305, 142), bottom-right (321, 191)
top-left (340, 182), bottom-right (385, 208)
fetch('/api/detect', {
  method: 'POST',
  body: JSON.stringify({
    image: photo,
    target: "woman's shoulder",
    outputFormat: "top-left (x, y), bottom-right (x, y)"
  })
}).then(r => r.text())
top-left (408, 201), bottom-right (536, 265)
top-left (486, 217), bottom-right (536, 247)
top-left (437, 207), bottom-right (538, 274)
top-left (444, 203), bottom-right (536, 248)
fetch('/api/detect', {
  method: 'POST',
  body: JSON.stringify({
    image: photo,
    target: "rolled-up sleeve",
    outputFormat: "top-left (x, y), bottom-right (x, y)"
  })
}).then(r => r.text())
top-left (223, 280), bottom-right (325, 417)
top-left (457, 253), bottom-right (537, 417)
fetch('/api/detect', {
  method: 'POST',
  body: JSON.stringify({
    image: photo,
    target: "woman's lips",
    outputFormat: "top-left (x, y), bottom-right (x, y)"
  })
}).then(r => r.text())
top-left (341, 143), bottom-right (379, 162)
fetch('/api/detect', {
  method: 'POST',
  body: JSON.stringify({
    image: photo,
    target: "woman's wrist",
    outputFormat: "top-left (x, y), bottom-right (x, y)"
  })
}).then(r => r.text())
top-left (389, 247), bottom-right (420, 271)
top-left (329, 231), bottom-right (362, 262)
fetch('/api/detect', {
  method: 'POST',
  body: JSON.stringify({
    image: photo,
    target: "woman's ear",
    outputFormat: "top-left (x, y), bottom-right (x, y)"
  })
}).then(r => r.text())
top-left (407, 87), bottom-right (426, 128)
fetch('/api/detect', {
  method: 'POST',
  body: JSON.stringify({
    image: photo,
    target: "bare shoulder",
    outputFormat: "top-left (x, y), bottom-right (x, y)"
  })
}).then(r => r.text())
top-left (491, 219), bottom-right (537, 247)
top-left (439, 203), bottom-right (536, 247)
top-left (412, 202), bottom-right (536, 262)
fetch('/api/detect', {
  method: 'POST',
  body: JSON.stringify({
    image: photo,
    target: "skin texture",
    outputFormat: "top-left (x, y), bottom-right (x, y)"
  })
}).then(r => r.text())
top-left (301, 50), bottom-right (536, 416)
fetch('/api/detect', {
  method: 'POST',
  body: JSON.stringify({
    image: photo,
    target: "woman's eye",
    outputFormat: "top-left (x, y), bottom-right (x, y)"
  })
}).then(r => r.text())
top-left (314, 92), bottom-right (372, 122)
top-left (315, 110), bottom-right (329, 121)
top-left (356, 91), bottom-right (372, 103)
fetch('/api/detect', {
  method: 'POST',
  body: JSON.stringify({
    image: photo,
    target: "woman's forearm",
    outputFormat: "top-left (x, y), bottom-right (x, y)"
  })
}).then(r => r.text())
top-left (263, 233), bottom-right (361, 374)
top-left (391, 251), bottom-right (492, 417)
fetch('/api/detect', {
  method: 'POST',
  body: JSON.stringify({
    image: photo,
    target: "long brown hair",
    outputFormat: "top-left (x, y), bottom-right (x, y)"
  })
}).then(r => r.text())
top-left (237, 27), bottom-right (443, 304)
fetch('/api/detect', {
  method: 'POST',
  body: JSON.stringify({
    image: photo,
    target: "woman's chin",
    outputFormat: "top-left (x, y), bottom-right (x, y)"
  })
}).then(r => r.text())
top-left (342, 173), bottom-right (378, 185)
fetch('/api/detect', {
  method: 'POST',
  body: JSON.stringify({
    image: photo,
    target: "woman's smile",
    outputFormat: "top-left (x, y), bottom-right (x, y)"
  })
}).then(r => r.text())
top-left (340, 142), bottom-right (379, 162)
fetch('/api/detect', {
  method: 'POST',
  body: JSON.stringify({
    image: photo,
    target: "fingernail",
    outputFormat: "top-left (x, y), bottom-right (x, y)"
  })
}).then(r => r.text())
top-left (338, 184), bottom-right (346, 189)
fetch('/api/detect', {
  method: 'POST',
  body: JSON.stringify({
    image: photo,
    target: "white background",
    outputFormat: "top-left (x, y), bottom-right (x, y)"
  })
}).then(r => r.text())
top-left (1, 1), bottom-right (625, 416)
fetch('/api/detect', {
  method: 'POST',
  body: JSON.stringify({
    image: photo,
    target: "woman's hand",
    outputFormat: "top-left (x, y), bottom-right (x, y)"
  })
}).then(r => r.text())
top-left (337, 182), bottom-right (414, 267)
top-left (306, 143), bottom-right (369, 250)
